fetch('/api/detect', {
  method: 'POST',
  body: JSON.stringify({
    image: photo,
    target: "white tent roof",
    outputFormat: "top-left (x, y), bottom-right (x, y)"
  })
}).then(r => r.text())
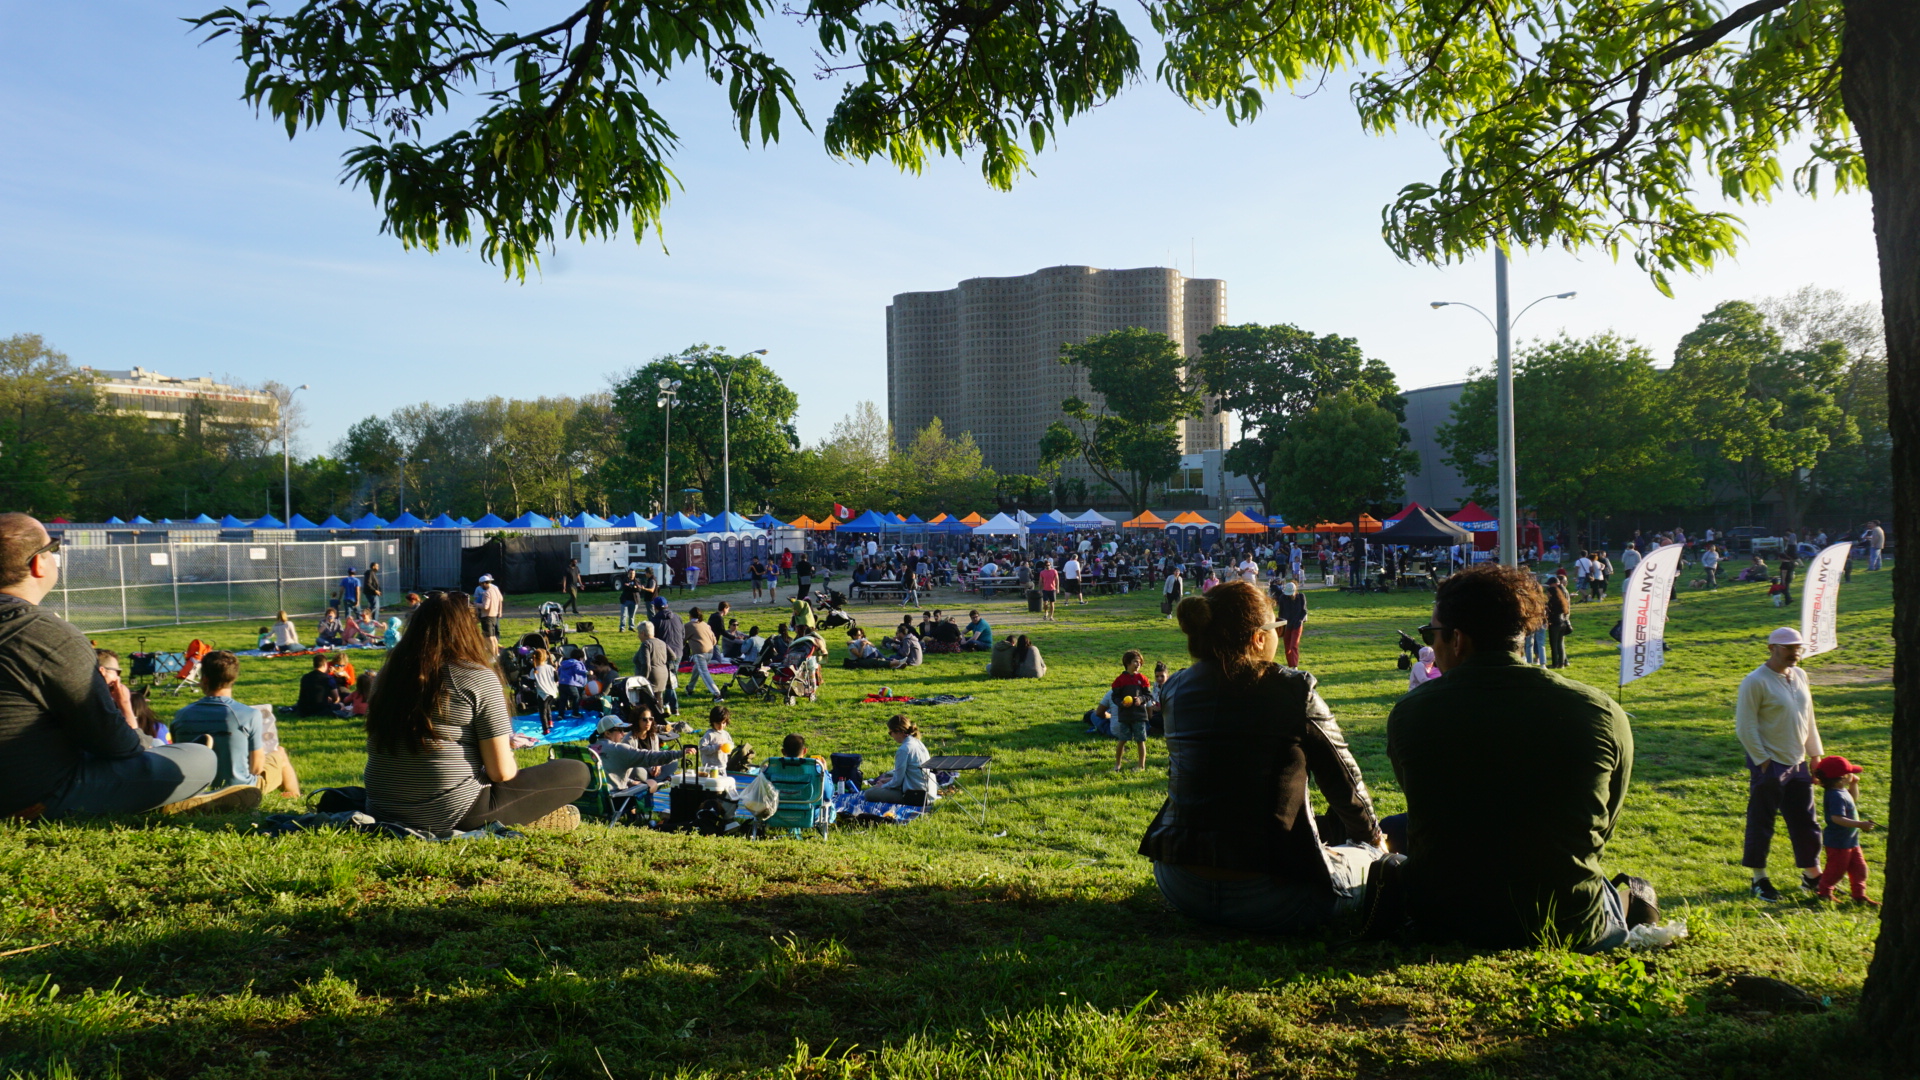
top-left (1013, 509), bottom-right (1037, 523)
top-left (974, 512), bottom-right (1029, 535)
top-left (1069, 509), bottom-right (1113, 527)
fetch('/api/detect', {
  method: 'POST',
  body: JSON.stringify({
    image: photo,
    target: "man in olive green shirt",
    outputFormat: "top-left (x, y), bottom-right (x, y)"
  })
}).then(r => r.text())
top-left (1388, 564), bottom-right (1635, 951)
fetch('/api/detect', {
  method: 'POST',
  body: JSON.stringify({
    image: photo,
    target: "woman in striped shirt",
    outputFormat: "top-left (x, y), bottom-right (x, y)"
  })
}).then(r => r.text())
top-left (363, 594), bottom-right (588, 833)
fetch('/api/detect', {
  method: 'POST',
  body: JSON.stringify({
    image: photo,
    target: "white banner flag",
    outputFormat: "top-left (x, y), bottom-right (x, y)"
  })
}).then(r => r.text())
top-left (1799, 540), bottom-right (1854, 657)
top-left (1619, 543), bottom-right (1685, 687)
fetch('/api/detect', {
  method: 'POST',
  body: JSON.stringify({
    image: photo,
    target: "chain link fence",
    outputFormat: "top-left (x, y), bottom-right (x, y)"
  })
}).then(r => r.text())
top-left (51, 539), bottom-right (407, 633)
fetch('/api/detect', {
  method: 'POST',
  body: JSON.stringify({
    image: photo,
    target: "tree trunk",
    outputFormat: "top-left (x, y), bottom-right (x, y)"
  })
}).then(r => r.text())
top-left (1847, 0), bottom-right (1920, 1065)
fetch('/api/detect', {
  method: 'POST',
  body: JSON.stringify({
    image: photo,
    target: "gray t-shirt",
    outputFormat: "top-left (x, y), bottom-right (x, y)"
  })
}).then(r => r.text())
top-left (364, 663), bottom-right (512, 833)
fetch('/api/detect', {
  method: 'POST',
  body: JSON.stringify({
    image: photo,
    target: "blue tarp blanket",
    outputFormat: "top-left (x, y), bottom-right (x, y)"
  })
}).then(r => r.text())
top-left (830, 791), bottom-right (931, 823)
top-left (510, 714), bottom-right (601, 746)
top-left (907, 694), bottom-right (973, 706)
top-left (251, 810), bottom-right (524, 840)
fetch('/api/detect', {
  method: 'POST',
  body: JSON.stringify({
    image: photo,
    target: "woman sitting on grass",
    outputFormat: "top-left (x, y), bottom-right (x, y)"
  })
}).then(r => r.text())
top-left (362, 594), bottom-right (588, 834)
top-left (1139, 581), bottom-right (1386, 934)
top-left (863, 715), bottom-right (935, 806)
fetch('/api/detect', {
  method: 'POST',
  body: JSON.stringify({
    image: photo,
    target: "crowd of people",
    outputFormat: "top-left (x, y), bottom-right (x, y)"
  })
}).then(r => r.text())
top-left (0, 505), bottom-right (1888, 946)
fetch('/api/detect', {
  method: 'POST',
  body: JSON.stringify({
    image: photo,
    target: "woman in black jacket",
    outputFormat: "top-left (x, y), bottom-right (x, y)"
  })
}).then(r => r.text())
top-left (1139, 581), bottom-right (1385, 933)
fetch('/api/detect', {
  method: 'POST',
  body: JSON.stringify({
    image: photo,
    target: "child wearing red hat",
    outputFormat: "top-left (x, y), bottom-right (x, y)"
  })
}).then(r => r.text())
top-left (1813, 755), bottom-right (1879, 905)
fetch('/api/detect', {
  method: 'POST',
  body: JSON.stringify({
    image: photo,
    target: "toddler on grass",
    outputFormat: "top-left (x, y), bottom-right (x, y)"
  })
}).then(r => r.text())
top-left (1814, 755), bottom-right (1879, 906)
top-left (1110, 649), bottom-right (1152, 773)
top-left (699, 706), bottom-right (736, 771)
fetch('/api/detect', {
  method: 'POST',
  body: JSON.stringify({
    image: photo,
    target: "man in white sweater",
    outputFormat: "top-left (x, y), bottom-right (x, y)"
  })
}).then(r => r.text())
top-left (1734, 627), bottom-right (1825, 902)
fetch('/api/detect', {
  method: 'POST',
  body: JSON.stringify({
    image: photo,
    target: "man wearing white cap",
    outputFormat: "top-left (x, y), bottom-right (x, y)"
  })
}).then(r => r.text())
top-left (471, 574), bottom-right (504, 651)
top-left (1734, 626), bottom-right (1825, 901)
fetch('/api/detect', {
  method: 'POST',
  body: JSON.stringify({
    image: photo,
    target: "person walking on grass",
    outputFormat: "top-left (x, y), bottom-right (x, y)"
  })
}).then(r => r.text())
top-left (1161, 564), bottom-right (1184, 620)
top-left (1736, 627), bottom-right (1826, 902)
top-left (363, 593), bottom-right (588, 833)
top-left (471, 574), bottom-right (503, 652)
top-left (618, 570), bottom-right (641, 632)
top-left (1811, 755), bottom-right (1879, 906)
top-left (364, 561), bottom-right (384, 620)
top-left (560, 559), bottom-right (584, 615)
top-left (1037, 559), bottom-right (1059, 622)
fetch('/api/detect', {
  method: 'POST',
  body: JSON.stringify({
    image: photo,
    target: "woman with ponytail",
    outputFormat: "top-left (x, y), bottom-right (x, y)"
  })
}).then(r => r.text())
top-left (1138, 581), bottom-right (1386, 933)
top-left (363, 594), bottom-right (588, 833)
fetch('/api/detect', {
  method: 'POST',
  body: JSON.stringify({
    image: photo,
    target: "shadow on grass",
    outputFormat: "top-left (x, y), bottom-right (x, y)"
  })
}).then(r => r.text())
top-left (0, 876), bottom-right (1878, 1080)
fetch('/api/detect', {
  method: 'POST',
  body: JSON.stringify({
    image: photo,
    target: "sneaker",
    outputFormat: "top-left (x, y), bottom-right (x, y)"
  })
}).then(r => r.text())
top-left (161, 784), bottom-right (263, 816)
top-left (1750, 878), bottom-right (1782, 902)
top-left (523, 804), bottom-right (581, 832)
top-left (1853, 896), bottom-right (1882, 907)
top-left (1800, 872), bottom-right (1822, 894)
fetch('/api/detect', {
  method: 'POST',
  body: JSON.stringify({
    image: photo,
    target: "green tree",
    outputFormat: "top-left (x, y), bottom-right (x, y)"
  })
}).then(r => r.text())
top-left (1193, 323), bottom-right (1398, 514)
top-left (1039, 328), bottom-right (1201, 515)
top-left (610, 346), bottom-right (800, 515)
top-left (1266, 389), bottom-right (1416, 542)
top-left (1438, 333), bottom-right (1696, 540)
top-left (896, 417), bottom-right (997, 515)
top-left (1758, 286), bottom-right (1890, 523)
top-left (335, 417), bottom-right (403, 516)
top-left (1672, 301), bottom-right (1855, 530)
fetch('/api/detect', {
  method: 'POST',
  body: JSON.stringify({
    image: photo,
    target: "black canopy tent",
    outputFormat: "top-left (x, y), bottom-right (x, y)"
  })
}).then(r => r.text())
top-left (1375, 505), bottom-right (1474, 545)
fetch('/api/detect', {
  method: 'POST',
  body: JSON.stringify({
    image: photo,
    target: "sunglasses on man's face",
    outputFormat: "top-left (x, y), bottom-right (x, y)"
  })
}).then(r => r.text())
top-left (1418, 623), bottom-right (1444, 646)
top-left (23, 537), bottom-right (60, 566)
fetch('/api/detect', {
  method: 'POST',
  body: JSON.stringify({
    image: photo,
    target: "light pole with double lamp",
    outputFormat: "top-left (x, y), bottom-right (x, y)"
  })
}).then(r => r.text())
top-left (281, 383), bottom-right (309, 522)
top-left (704, 349), bottom-right (768, 519)
top-left (1431, 253), bottom-right (1575, 566)
top-left (656, 378), bottom-right (682, 518)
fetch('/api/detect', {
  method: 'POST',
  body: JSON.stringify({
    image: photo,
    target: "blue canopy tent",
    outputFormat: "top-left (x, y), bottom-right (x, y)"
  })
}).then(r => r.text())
top-left (457, 516), bottom-right (474, 526)
top-left (610, 512), bottom-right (652, 528)
top-left (248, 514), bottom-right (286, 529)
top-left (105, 516), bottom-right (126, 525)
top-left (698, 511), bottom-right (760, 533)
top-left (351, 513), bottom-right (388, 529)
top-left (318, 515), bottom-right (351, 529)
top-left (839, 509), bottom-right (894, 533)
top-left (1026, 516), bottom-right (1072, 534)
top-left (427, 513), bottom-right (459, 529)
top-left (191, 513), bottom-right (219, 524)
top-left (389, 511), bottom-right (429, 528)
top-left (471, 512), bottom-right (510, 528)
top-left (218, 515), bottom-right (247, 527)
top-left (130, 515), bottom-right (152, 525)
top-left (289, 514), bottom-right (319, 529)
top-left (935, 517), bottom-right (975, 536)
top-left (751, 513), bottom-right (784, 529)
top-left (507, 512), bottom-right (552, 528)
top-left (576, 511), bottom-right (613, 528)
top-left (660, 512), bottom-right (703, 532)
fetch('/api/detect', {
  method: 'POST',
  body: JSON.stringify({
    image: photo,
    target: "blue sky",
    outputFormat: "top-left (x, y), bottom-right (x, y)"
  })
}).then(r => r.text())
top-left (0, 2), bottom-right (1883, 455)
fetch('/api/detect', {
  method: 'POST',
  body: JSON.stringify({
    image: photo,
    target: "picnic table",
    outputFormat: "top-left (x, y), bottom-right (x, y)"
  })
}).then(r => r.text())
top-left (852, 579), bottom-right (909, 602)
top-left (973, 574), bottom-right (1021, 596)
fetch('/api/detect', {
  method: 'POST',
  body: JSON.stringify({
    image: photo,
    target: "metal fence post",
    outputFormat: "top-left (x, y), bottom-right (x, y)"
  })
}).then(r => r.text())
top-left (170, 541), bottom-right (182, 626)
top-left (119, 546), bottom-right (128, 629)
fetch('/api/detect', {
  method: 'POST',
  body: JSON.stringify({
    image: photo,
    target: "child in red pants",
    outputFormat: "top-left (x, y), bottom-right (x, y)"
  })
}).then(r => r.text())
top-left (1813, 755), bottom-right (1879, 906)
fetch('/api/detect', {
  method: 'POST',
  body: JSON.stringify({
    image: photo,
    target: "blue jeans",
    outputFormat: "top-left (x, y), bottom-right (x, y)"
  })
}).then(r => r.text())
top-left (1153, 843), bottom-right (1384, 934)
top-left (40, 745), bottom-right (219, 817)
top-left (1869, 549), bottom-right (1883, 571)
top-left (620, 601), bottom-right (638, 631)
top-left (1524, 627), bottom-right (1546, 665)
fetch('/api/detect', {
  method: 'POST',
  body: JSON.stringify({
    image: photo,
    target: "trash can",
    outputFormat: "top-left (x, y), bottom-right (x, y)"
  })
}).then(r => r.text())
top-left (1027, 589), bottom-right (1042, 613)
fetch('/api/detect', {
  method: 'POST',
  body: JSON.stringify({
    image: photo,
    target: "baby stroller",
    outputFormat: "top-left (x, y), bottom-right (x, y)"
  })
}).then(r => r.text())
top-left (770, 637), bottom-right (822, 705)
top-left (812, 588), bottom-right (858, 631)
top-left (538, 602), bottom-right (568, 648)
top-left (727, 651), bottom-right (780, 703)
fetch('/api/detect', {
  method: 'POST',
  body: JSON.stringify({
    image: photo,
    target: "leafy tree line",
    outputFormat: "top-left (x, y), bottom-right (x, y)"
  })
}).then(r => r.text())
top-left (1436, 288), bottom-right (1888, 537)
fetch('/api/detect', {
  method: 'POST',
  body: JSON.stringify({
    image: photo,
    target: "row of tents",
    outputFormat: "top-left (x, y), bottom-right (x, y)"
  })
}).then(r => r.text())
top-left (78, 499), bottom-right (1519, 546)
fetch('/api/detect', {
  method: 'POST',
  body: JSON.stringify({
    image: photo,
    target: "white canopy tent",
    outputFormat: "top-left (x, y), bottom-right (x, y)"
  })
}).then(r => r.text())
top-left (973, 512), bottom-right (1030, 536)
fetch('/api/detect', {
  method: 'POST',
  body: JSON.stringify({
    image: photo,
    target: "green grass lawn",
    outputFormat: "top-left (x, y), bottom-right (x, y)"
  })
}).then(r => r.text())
top-left (0, 569), bottom-right (1897, 1079)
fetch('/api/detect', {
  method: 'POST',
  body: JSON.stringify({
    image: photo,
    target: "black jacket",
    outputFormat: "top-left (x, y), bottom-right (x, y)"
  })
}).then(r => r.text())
top-left (1139, 660), bottom-right (1380, 886)
top-left (0, 596), bottom-right (141, 815)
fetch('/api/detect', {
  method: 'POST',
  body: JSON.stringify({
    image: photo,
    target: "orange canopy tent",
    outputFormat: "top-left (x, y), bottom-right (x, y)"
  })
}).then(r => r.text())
top-left (787, 514), bottom-right (817, 530)
top-left (1222, 511), bottom-right (1268, 534)
top-left (1283, 514), bottom-right (1384, 534)
top-left (1123, 510), bottom-right (1168, 528)
top-left (929, 513), bottom-right (950, 523)
top-left (959, 511), bottom-right (988, 526)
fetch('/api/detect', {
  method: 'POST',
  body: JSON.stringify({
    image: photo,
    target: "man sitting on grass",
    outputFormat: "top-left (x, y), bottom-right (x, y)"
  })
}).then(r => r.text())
top-left (961, 610), bottom-right (993, 651)
top-left (295, 654), bottom-right (353, 719)
top-left (1387, 563), bottom-right (1636, 951)
top-left (0, 512), bottom-right (221, 819)
top-left (171, 651), bottom-right (301, 801)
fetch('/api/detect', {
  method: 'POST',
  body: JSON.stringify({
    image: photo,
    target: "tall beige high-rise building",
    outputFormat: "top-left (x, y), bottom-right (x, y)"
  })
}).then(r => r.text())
top-left (886, 265), bottom-right (1232, 477)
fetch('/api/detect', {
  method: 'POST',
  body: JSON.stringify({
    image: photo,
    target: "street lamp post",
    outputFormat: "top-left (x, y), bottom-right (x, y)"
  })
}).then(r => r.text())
top-left (398, 457), bottom-right (429, 515)
top-left (1432, 257), bottom-right (1575, 566)
top-left (705, 349), bottom-right (768, 520)
top-left (281, 383), bottom-right (309, 522)
top-left (656, 378), bottom-right (682, 518)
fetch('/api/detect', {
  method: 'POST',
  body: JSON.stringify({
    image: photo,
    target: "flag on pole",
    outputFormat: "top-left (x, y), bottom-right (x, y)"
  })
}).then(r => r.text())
top-left (833, 503), bottom-right (850, 520)
top-left (1619, 543), bottom-right (1686, 687)
top-left (1799, 540), bottom-right (1854, 657)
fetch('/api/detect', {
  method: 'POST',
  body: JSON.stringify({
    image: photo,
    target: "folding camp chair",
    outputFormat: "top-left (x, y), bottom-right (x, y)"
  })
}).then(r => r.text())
top-left (165, 640), bottom-right (212, 697)
top-left (750, 756), bottom-right (835, 839)
top-left (549, 743), bottom-right (648, 825)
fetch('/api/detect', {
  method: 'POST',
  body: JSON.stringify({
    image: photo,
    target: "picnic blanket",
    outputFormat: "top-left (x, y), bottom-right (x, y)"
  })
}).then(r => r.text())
top-left (235, 643), bottom-right (387, 659)
top-left (907, 694), bottom-right (973, 706)
top-left (861, 695), bottom-right (914, 703)
top-left (509, 714), bottom-right (601, 747)
top-left (677, 660), bottom-right (739, 675)
top-left (830, 791), bottom-right (931, 823)
top-left (251, 810), bottom-right (523, 841)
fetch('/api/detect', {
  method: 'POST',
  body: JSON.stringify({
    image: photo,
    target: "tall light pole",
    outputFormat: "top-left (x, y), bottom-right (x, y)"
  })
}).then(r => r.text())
top-left (398, 457), bottom-right (429, 514)
top-left (656, 378), bottom-right (682, 518)
top-left (282, 383), bottom-right (309, 522)
top-left (1432, 259), bottom-right (1575, 567)
top-left (704, 349), bottom-right (767, 520)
